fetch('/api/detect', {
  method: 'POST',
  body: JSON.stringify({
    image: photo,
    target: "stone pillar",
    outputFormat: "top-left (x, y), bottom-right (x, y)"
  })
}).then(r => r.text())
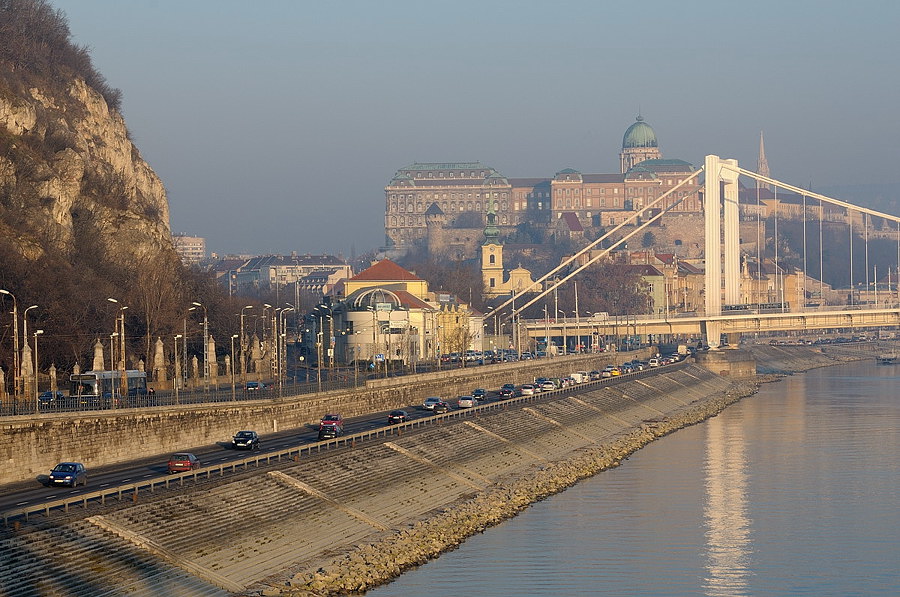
top-left (49, 364), bottom-right (57, 392)
top-left (92, 340), bottom-right (105, 371)
top-left (153, 337), bottom-right (166, 382)
top-left (723, 158), bottom-right (741, 307)
top-left (704, 154), bottom-right (723, 349)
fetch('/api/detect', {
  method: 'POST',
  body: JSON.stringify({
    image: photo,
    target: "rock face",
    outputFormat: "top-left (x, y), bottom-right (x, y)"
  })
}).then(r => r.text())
top-left (0, 77), bottom-right (172, 267)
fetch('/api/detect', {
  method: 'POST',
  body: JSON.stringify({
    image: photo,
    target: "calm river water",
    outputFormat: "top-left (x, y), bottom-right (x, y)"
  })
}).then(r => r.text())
top-left (369, 361), bottom-right (900, 596)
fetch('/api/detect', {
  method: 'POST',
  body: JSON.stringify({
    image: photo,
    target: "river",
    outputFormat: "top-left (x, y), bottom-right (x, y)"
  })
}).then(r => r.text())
top-left (368, 360), bottom-right (900, 596)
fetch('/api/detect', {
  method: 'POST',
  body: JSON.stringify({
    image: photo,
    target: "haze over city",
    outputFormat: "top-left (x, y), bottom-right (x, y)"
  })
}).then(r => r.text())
top-left (55, 0), bottom-right (900, 257)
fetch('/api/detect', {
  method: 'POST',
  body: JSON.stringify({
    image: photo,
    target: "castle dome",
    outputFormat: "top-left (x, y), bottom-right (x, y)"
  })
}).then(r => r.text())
top-left (622, 116), bottom-right (658, 149)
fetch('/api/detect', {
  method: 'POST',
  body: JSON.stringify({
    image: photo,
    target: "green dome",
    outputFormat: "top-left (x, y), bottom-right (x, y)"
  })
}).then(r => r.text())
top-left (622, 116), bottom-right (658, 149)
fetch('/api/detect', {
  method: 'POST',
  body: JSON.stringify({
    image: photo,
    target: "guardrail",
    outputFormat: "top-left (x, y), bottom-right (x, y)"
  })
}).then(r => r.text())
top-left (1, 360), bottom-right (686, 527)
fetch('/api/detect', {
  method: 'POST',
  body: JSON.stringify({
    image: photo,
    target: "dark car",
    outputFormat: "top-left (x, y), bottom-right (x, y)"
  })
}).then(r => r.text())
top-left (232, 430), bottom-right (260, 450)
top-left (48, 462), bottom-right (87, 487)
top-left (498, 383), bottom-right (516, 398)
top-left (387, 410), bottom-right (409, 424)
top-left (245, 381), bottom-right (261, 392)
top-left (472, 388), bottom-right (487, 399)
top-left (431, 400), bottom-right (450, 414)
top-left (39, 390), bottom-right (66, 408)
top-left (318, 425), bottom-right (343, 440)
top-left (167, 453), bottom-right (200, 474)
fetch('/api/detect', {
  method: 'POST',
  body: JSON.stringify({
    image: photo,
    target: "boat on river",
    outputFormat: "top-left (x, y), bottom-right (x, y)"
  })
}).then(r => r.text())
top-left (876, 353), bottom-right (897, 364)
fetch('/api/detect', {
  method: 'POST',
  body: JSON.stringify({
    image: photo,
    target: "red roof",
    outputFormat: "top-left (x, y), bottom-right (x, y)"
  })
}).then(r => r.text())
top-left (394, 290), bottom-right (434, 310)
top-left (561, 212), bottom-right (584, 232)
top-left (350, 259), bottom-right (423, 282)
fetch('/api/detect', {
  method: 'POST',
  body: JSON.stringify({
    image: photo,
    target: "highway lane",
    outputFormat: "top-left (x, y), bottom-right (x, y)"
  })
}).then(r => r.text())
top-left (0, 362), bottom-right (677, 514)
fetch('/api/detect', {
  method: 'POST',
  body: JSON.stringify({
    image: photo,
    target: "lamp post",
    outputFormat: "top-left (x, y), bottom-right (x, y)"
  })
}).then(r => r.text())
top-left (0, 289), bottom-right (19, 400)
top-left (173, 334), bottom-right (182, 404)
top-left (278, 307), bottom-right (293, 391)
top-left (230, 334), bottom-right (238, 401)
top-left (240, 305), bottom-right (253, 378)
top-left (33, 329), bottom-right (43, 413)
top-left (191, 302), bottom-right (208, 389)
top-left (22, 305), bottom-right (38, 397)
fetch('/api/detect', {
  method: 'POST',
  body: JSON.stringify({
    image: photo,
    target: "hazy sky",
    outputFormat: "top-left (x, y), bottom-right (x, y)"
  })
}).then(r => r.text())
top-left (54, 0), bottom-right (900, 257)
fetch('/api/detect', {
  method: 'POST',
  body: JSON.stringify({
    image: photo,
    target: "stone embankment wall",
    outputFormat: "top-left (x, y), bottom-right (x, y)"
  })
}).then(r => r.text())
top-left (744, 344), bottom-right (870, 374)
top-left (0, 352), bottom-right (643, 487)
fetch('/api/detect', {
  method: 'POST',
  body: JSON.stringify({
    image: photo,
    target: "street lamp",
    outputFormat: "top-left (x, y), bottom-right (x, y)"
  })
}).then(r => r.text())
top-left (240, 305), bottom-right (253, 378)
top-left (230, 334), bottom-right (238, 401)
top-left (191, 302), bottom-right (209, 388)
top-left (33, 329), bottom-right (44, 412)
top-left (173, 334), bottom-right (182, 404)
top-left (0, 289), bottom-right (19, 400)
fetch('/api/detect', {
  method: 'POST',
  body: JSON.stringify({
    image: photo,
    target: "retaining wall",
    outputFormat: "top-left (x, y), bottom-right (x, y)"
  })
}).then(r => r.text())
top-left (0, 351), bottom-right (646, 487)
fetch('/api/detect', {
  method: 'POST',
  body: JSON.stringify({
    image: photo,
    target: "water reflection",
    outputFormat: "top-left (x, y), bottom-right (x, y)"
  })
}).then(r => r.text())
top-left (703, 413), bottom-right (751, 596)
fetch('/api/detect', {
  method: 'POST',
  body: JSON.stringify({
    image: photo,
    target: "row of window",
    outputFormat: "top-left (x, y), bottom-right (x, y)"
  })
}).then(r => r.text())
top-left (388, 200), bottom-right (511, 213)
top-left (388, 214), bottom-right (511, 227)
top-left (409, 170), bottom-right (488, 179)
top-left (389, 192), bottom-right (509, 201)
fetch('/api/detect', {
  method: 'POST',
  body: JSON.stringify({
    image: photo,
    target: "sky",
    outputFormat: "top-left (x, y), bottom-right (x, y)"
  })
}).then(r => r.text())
top-left (53, 0), bottom-right (900, 258)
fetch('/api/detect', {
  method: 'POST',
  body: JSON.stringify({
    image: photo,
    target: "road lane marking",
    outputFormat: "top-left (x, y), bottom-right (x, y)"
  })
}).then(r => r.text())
top-left (16, 502), bottom-right (29, 506)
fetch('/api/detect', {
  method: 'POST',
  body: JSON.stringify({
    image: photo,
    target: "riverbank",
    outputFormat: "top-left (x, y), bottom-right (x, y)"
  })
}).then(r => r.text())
top-left (260, 370), bottom-right (759, 596)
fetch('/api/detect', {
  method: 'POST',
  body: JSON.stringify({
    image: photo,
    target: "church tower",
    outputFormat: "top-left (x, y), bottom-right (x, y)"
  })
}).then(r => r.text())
top-left (481, 199), bottom-right (504, 296)
top-left (756, 131), bottom-right (772, 191)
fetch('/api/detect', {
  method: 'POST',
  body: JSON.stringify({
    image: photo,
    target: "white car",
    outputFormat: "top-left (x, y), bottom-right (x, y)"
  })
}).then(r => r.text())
top-left (520, 384), bottom-right (536, 395)
top-left (422, 396), bottom-right (443, 410)
top-left (457, 395), bottom-right (478, 408)
top-left (648, 358), bottom-right (660, 368)
top-left (540, 381), bottom-right (556, 392)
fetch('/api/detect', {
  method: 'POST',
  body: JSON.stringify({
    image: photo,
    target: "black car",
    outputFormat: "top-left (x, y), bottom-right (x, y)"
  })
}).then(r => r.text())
top-left (48, 462), bottom-right (87, 487)
top-left (431, 400), bottom-right (450, 414)
top-left (318, 425), bottom-right (343, 440)
top-left (39, 390), bottom-right (66, 408)
top-left (472, 388), bottom-right (487, 400)
top-left (387, 410), bottom-right (409, 424)
top-left (232, 430), bottom-right (260, 450)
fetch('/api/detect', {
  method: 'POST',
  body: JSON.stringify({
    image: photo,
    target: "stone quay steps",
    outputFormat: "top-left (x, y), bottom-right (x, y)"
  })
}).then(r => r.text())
top-left (0, 519), bottom-right (227, 597)
top-left (0, 365), bottom-right (733, 595)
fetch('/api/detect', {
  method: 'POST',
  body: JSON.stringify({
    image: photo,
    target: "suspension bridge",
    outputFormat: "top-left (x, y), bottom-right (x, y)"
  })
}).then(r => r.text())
top-left (488, 155), bottom-right (900, 350)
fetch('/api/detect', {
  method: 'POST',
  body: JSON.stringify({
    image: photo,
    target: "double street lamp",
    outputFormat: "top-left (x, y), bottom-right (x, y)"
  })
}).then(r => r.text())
top-left (191, 302), bottom-right (209, 389)
top-left (32, 329), bottom-right (43, 413)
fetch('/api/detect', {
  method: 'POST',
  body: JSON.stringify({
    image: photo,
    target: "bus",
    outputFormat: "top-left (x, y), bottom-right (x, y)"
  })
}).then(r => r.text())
top-left (70, 370), bottom-right (149, 407)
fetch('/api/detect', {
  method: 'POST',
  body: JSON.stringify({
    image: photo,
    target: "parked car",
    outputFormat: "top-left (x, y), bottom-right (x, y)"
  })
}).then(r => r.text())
top-left (520, 384), bottom-right (536, 395)
top-left (319, 413), bottom-right (344, 432)
top-left (167, 453), bottom-right (200, 474)
top-left (48, 462), bottom-right (87, 487)
top-left (457, 395), bottom-right (478, 408)
top-left (422, 396), bottom-right (444, 410)
top-left (318, 425), bottom-right (343, 440)
top-left (387, 410), bottom-right (409, 424)
top-left (431, 400), bottom-right (450, 414)
top-left (472, 388), bottom-right (487, 399)
top-left (39, 390), bottom-right (66, 408)
top-left (232, 430), bottom-right (260, 450)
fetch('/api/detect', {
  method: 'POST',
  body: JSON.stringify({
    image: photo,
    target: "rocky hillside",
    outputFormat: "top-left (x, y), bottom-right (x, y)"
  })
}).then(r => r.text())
top-left (0, 0), bottom-right (189, 370)
top-left (0, 77), bottom-right (173, 264)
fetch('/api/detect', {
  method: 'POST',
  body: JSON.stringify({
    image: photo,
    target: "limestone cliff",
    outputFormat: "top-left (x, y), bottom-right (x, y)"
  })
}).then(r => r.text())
top-left (0, 77), bottom-right (173, 267)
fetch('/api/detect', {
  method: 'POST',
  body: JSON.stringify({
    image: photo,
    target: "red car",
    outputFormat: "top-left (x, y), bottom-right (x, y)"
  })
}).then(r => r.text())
top-left (167, 453), bottom-right (200, 474)
top-left (319, 413), bottom-right (344, 432)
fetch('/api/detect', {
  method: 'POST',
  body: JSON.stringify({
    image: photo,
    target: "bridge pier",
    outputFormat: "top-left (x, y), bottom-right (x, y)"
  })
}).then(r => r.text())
top-left (694, 348), bottom-right (756, 378)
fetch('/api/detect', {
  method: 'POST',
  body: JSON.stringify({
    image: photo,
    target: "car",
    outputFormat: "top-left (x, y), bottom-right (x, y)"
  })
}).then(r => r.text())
top-left (620, 363), bottom-right (634, 374)
top-left (431, 400), bottom-right (450, 414)
top-left (246, 381), bottom-right (261, 392)
top-left (457, 395), bottom-right (478, 408)
top-left (601, 366), bottom-right (614, 378)
top-left (318, 425), bottom-right (343, 440)
top-left (48, 462), bottom-right (87, 487)
top-left (648, 358), bottom-right (660, 368)
top-left (319, 413), bottom-right (344, 432)
top-left (39, 390), bottom-right (66, 408)
top-left (540, 381), bottom-right (556, 392)
top-left (232, 430), bottom-right (260, 450)
top-left (167, 453), bottom-right (200, 474)
top-left (387, 410), bottom-right (409, 424)
top-left (422, 396), bottom-right (444, 410)
top-left (520, 384), bottom-right (536, 395)
top-left (498, 387), bottom-right (515, 398)
top-left (472, 388), bottom-right (487, 399)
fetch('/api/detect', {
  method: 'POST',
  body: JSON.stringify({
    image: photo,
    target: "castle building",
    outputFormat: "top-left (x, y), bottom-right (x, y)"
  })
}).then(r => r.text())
top-left (384, 116), bottom-right (703, 252)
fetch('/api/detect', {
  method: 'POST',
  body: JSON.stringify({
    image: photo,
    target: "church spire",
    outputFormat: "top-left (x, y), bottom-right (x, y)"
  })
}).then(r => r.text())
top-left (756, 131), bottom-right (771, 190)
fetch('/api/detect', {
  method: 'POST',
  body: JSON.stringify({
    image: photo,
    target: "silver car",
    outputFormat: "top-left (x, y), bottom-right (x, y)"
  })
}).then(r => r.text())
top-left (422, 396), bottom-right (443, 410)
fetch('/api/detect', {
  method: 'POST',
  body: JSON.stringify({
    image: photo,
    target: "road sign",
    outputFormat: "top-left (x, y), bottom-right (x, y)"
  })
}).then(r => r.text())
top-left (376, 353), bottom-right (385, 362)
